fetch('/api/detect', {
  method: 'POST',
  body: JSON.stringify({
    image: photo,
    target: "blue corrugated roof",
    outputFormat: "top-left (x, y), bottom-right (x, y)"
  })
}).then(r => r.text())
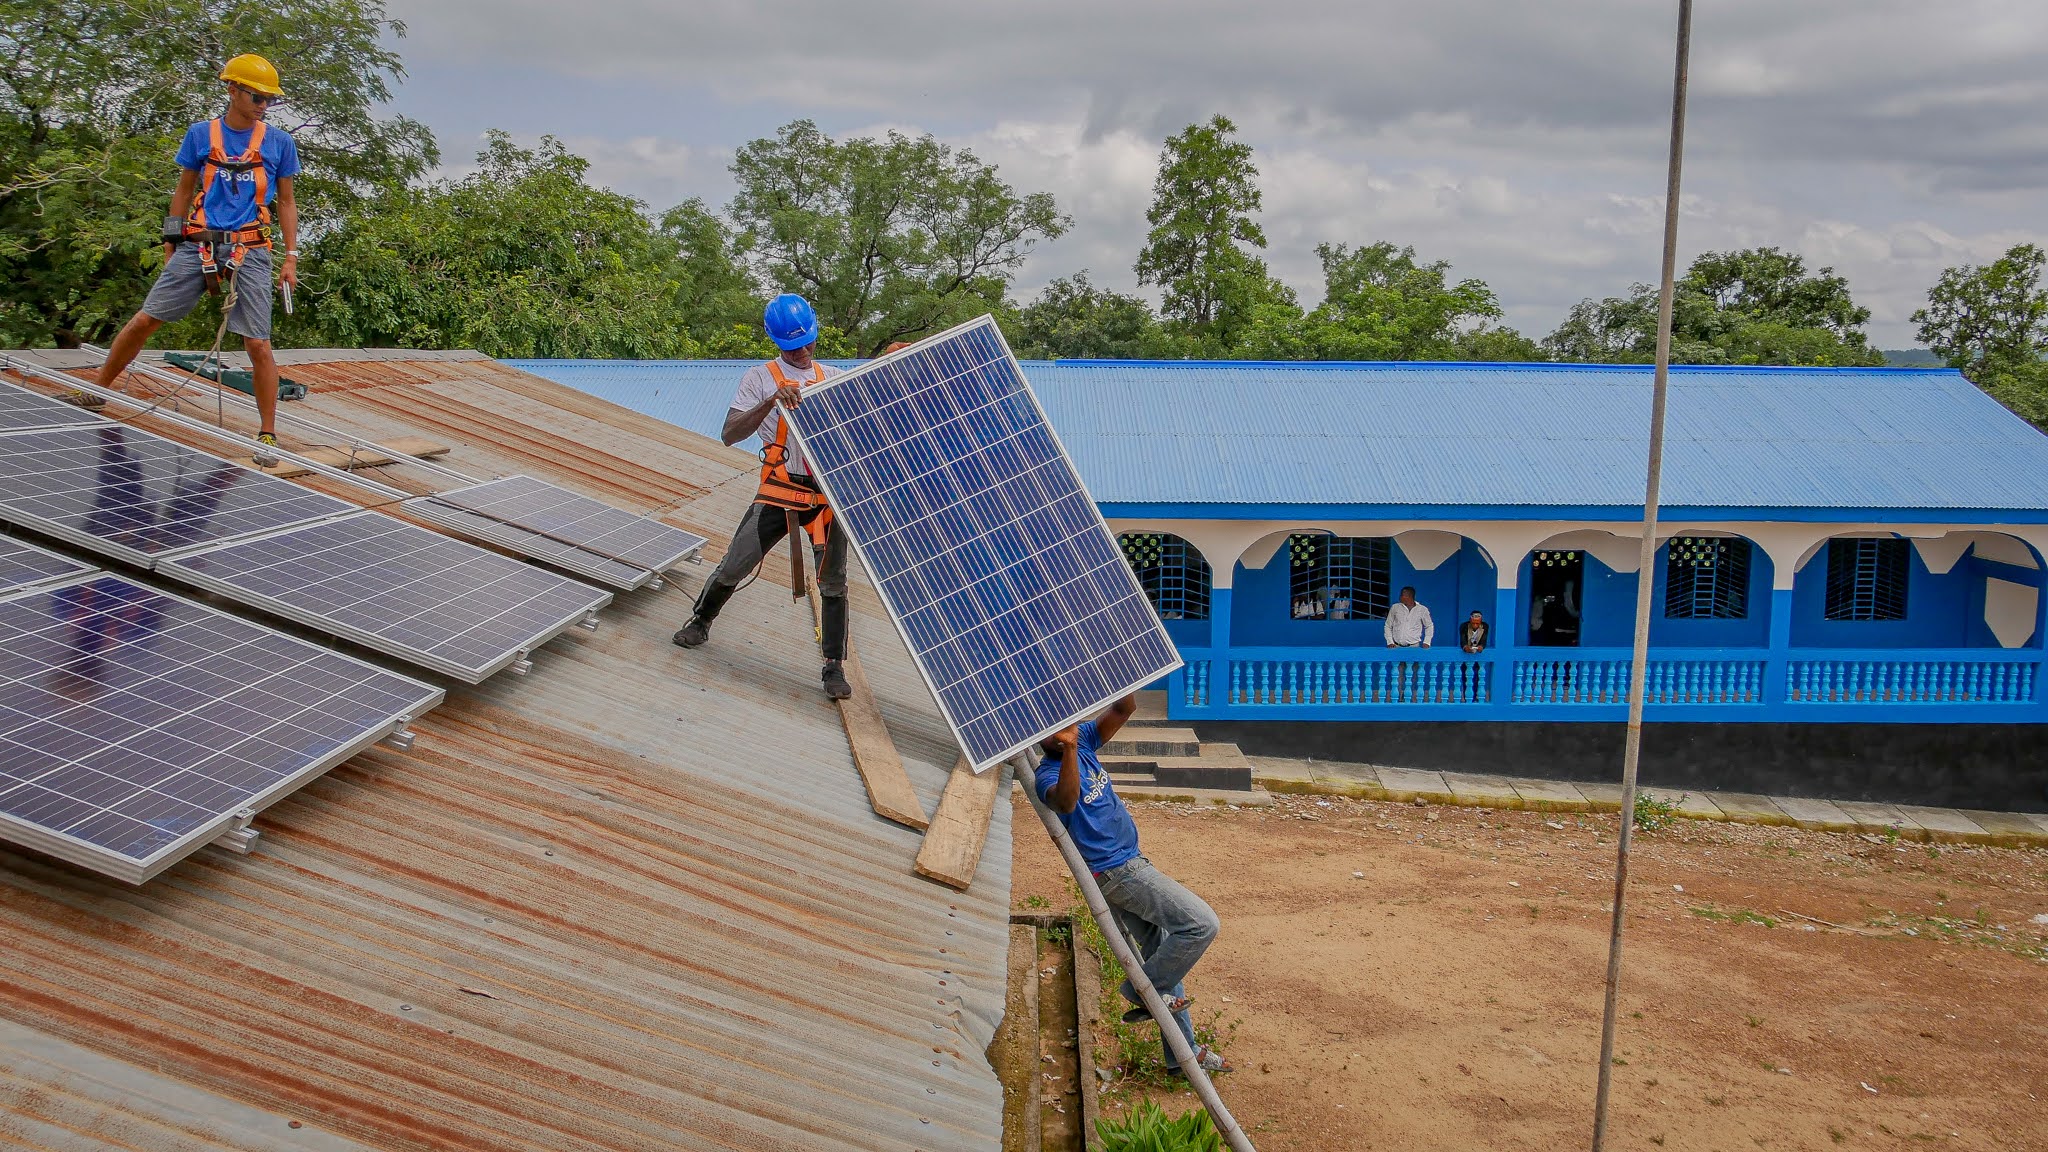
top-left (505, 358), bottom-right (2048, 520)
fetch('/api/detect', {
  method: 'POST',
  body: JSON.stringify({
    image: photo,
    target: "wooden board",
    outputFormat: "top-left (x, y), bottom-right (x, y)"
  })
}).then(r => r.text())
top-left (254, 436), bottom-right (452, 479)
top-left (913, 756), bottom-right (1006, 891)
top-left (837, 651), bottom-right (931, 831)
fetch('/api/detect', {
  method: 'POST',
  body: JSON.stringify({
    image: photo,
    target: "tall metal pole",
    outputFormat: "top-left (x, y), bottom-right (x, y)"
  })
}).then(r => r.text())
top-left (1592, 2), bottom-right (1691, 1149)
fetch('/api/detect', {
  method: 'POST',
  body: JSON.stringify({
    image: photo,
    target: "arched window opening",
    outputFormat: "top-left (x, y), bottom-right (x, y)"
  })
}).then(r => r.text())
top-left (1119, 533), bottom-right (1211, 621)
top-left (1665, 536), bottom-right (1752, 619)
top-left (1288, 534), bottom-right (1390, 620)
top-left (1824, 538), bottom-right (1909, 621)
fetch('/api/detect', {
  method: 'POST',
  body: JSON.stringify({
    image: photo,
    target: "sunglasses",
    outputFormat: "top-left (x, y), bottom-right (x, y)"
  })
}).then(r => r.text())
top-left (233, 84), bottom-right (282, 106)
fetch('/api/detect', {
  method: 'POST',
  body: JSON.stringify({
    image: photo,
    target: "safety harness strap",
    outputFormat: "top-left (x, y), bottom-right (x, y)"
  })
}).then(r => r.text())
top-left (754, 359), bottom-right (833, 546)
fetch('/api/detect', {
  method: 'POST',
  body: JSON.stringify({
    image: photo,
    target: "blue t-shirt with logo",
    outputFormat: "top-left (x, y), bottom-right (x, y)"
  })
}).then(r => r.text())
top-left (175, 119), bottom-right (300, 231)
top-left (1034, 721), bottom-right (1141, 874)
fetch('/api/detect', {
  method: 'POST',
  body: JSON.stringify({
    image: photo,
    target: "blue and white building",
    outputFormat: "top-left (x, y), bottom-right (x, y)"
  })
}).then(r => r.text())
top-left (518, 357), bottom-right (2048, 803)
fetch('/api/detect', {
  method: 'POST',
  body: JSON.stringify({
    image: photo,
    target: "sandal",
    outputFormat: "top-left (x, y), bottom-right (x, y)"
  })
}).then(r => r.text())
top-left (1167, 1044), bottom-right (1232, 1077)
top-left (1122, 994), bottom-right (1192, 1023)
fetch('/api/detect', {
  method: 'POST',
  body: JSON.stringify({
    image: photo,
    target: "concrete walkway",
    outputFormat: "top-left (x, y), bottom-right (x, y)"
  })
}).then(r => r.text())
top-left (1247, 756), bottom-right (2048, 848)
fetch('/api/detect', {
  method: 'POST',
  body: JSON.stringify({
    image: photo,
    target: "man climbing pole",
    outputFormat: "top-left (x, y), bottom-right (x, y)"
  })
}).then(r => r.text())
top-left (674, 294), bottom-right (855, 700)
top-left (94, 53), bottom-right (300, 465)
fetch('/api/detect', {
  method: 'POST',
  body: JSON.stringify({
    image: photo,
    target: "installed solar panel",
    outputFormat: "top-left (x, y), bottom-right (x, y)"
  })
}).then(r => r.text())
top-left (159, 510), bottom-right (614, 682)
top-left (409, 475), bottom-right (707, 591)
top-left (0, 573), bottom-right (442, 883)
top-left (0, 424), bottom-right (354, 567)
top-left (0, 377), bottom-right (105, 432)
top-left (0, 533), bottom-right (96, 594)
top-left (786, 316), bottom-right (1179, 771)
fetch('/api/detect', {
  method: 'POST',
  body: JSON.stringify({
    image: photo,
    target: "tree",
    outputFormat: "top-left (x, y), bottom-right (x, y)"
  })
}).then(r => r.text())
top-left (303, 134), bottom-right (738, 358)
top-left (1134, 115), bottom-right (1277, 343)
top-left (1306, 242), bottom-right (1541, 361)
top-left (1008, 272), bottom-right (1160, 359)
top-left (1544, 247), bottom-right (1884, 366)
top-left (0, 0), bottom-right (436, 345)
top-left (727, 119), bottom-right (1067, 357)
top-left (1913, 243), bottom-right (2048, 427)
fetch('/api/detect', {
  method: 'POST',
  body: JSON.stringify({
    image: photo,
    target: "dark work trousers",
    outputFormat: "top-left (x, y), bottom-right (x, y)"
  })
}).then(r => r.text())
top-left (692, 499), bottom-right (849, 662)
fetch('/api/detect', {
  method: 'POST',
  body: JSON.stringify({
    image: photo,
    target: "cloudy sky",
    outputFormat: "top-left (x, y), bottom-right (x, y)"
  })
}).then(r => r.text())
top-left (382, 0), bottom-right (2047, 347)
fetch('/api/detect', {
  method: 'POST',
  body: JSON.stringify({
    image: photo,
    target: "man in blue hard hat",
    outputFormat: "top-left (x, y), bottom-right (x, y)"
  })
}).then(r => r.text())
top-left (675, 294), bottom-right (855, 700)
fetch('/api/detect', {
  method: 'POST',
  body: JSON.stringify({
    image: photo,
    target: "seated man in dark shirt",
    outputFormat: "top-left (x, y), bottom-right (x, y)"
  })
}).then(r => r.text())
top-left (1460, 610), bottom-right (1491, 653)
top-left (1037, 694), bottom-right (1229, 1076)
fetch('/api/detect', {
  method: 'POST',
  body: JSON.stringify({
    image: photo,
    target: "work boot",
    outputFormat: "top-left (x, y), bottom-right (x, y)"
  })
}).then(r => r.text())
top-left (821, 661), bottom-right (852, 700)
top-left (252, 431), bottom-right (280, 468)
top-left (673, 616), bottom-right (711, 649)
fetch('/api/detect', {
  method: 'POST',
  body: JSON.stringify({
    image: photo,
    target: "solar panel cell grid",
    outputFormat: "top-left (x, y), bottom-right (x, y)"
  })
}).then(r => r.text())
top-left (787, 317), bottom-right (1178, 769)
top-left (0, 574), bottom-right (442, 881)
top-left (159, 511), bottom-right (614, 682)
top-left (410, 474), bottom-right (707, 590)
top-left (0, 378), bottom-right (105, 432)
top-left (0, 424), bottom-right (355, 566)
top-left (0, 534), bottom-right (95, 594)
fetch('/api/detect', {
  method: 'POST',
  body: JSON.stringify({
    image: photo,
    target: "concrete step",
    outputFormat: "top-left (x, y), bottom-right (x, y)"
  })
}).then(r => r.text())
top-left (1127, 690), bottom-right (1171, 725)
top-left (1102, 745), bottom-right (1254, 792)
top-left (1101, 727), bottom-right (1201, 757)
top-left (1109, 776), bottom-right (1275, 807)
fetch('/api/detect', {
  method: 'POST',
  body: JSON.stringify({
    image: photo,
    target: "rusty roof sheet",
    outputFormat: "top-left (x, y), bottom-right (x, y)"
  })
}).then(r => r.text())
top-left (0, 350), bottom-right (1011, 1151)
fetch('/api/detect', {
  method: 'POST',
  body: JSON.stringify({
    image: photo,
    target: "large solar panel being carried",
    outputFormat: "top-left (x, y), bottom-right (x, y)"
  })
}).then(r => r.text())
top-left (160, 510), bottom-right (614, 682)
top-left (786, 316), bottom-right (1180, 770)
top-left (0, 533), bottom-right (95, 595)
top-left (0, 573), bottom-right (442, 883)
top-left (0, 423), bottom-right (353, 567)
top-left (409, 474), bottom-right (707, 591)
top-left (0, 377), bottom-right (105, 432)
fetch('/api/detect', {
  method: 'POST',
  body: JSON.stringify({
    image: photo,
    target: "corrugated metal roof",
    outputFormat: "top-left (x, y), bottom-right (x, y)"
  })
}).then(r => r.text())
top-left (511, 358), bottom-right (2048, 516)
top-left (0, 351), bottom-right (1009, 1151)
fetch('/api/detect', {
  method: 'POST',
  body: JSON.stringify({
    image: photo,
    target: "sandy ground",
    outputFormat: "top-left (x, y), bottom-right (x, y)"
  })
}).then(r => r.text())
top-left (1007, 789), bottom-right (2048, 1151)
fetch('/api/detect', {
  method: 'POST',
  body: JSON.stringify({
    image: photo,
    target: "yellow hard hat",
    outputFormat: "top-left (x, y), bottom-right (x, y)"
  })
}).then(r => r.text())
top-left (219, 54), bottom-right (283, 96)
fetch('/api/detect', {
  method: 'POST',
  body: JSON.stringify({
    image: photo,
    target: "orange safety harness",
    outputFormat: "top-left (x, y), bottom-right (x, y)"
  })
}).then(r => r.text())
top-left (184, 118), bottom-right (274, 292)
top-left (754, 358), bottom-right (834, 547)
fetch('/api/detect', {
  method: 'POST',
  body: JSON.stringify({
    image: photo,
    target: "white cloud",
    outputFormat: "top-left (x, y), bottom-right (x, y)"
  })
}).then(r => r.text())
top-left (384, 0), bottom-right (2048, 346)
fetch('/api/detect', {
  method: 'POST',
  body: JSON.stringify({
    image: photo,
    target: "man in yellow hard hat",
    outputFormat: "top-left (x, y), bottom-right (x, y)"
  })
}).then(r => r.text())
top-left (95, 53), bottom-right (301, 465)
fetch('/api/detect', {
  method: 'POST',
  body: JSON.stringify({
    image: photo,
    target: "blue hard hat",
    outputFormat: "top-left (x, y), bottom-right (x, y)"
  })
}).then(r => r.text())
top-left (763, 294), bottom-right (821, 351)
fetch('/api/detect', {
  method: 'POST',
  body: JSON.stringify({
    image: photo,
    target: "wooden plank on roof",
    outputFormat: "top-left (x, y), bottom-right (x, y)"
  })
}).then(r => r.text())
top-left (252, 436), bottom-right (451, 478)
top-left (809, 583), bottom-right (928, 831)
top-left (913, 757), bottom-right (1005, 891)
top-left (837, 651), bottom-right (931, 831)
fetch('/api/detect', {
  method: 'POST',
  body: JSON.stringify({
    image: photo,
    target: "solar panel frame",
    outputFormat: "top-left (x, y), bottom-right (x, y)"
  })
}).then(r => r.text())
top-left (0, 377), bottom-right (106, 432)
top-left (0, 573), bottom-right (443, 884)
top-left (407, 475), bottom-right (707, 591)
top-left (0, 532), bottom-right (96, 595)
top-left (784, 315), bottom-right (1180, 771)
top-left (0, 423), bottom-right (356, 568)
top-left (158, 510), bottom-right (615, 682)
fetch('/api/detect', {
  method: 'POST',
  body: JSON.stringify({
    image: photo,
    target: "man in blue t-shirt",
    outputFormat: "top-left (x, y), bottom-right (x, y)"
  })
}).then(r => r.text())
top-left (1037, 694), bottom-right (1230, 1077)
top-left (95, 53), bottom-right (301, 465)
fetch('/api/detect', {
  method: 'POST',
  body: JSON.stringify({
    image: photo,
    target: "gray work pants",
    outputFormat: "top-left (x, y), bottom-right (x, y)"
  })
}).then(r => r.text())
top-left (692, 501), bottom-right (848, 661)
top-left (1096, 854), bottom-right (1220, 1071)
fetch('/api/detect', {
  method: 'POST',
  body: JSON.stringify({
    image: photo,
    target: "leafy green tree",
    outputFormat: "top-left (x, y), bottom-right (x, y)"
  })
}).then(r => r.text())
top-left (727, 119), bottom-right (1067, 356)
top-left (0, 0), bottom-right (435, 345)
top-left (1913, 243), bottom-right (2048, 427)
top-left (1134, 115), bottom-right (1283, 346)
top-left (1305, 242), bottom-right (1541, 361)
top-left (303, 134), bottom-right (737, 358)
top-left (1544, 247), bottom-right (1884, 366)
top-left (1008, 272), bottom-right (1161, 359)
top-left (659, 198), bottom-right (774, 358)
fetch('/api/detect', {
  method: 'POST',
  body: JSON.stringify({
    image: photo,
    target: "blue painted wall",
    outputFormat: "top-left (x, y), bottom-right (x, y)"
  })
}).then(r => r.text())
top-left (1789, 544), bottom-right (1972, 649)
top-left (1961, 554), bottom-right (2044, 649)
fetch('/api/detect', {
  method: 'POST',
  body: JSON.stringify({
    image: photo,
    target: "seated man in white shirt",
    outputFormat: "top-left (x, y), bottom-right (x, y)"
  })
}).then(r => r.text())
top-left (1384, 586), bottom-right (1434, 648)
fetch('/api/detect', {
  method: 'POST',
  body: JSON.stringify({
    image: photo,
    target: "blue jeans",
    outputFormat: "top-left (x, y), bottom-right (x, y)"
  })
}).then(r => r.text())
top-left (1096, 855), bottom-right (1219, 1070)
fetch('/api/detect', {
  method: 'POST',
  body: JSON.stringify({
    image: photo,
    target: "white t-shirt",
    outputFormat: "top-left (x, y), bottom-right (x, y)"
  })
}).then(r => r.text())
top-left (729, 358), bottom-right (841, 475)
